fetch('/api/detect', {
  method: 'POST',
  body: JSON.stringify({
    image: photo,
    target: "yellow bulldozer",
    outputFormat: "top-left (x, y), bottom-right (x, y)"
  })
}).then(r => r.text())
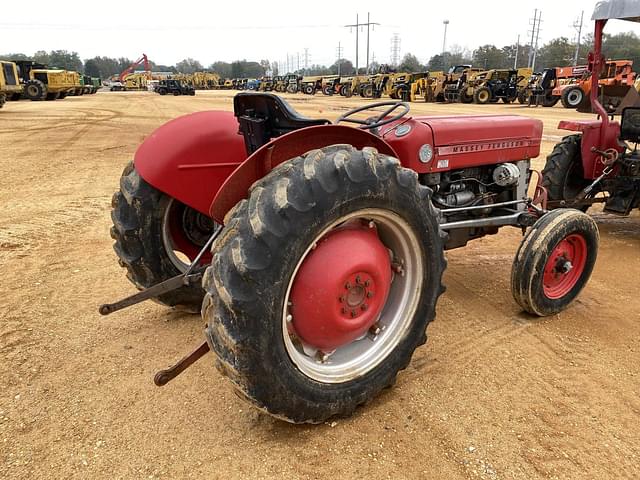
top-left (0, 61), bottom-right (23, 108)
top-left (14, 60), bottom-right (74, 100)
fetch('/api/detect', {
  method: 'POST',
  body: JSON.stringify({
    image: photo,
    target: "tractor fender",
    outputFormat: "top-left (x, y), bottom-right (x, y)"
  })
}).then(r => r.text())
top-left (210, 124), bottom-right (398, 223)
top-left (134, 110), bottom-right (248, 216)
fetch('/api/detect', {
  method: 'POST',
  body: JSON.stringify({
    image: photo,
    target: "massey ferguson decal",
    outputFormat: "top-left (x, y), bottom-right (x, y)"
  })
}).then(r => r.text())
top-left (436, 138), bottom-right (540, 156)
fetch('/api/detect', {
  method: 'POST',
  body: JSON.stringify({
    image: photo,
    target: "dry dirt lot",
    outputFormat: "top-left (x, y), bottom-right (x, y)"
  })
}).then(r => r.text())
top-left (1, 90), bottom-right (639, 480)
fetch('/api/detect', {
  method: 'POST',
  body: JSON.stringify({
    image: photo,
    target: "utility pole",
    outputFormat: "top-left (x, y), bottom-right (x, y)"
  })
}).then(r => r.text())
top-left (442, 20), bottom-right (449, 71)
top-left (532, 11), bottom-right (542, 71)
top-left (528, 9), bottom-right (542, 70)
top-left (345, 14), bottom-right (379, 74)
top-left (336, 42), bottom-right (344, 76)
top-left (304, 48), bottom-right (309, 74)
top-left (297, 52), bottom-right (300, 72)
top-left (573, 10), bottom-right (584, 66)
top-left (514, 34), bottom-right (520, 69)
top-left (390, 33), bottom-right (401, 67)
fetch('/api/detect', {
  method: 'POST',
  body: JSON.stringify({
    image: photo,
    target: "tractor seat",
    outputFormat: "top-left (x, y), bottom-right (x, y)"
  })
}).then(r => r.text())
top-left (234, 92), bottom-right (330, 154)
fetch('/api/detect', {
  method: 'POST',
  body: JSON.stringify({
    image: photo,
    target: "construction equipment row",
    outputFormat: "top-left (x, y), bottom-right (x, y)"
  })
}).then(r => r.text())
top-left (214, 61), bottom-right (640, 110)
top-left (0, 59), bottom-right (100, 108)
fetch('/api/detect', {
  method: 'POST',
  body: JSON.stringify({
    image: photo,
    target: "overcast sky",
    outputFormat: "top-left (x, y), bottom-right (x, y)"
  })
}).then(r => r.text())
top-left (0, 0), bottom-right (634, 68)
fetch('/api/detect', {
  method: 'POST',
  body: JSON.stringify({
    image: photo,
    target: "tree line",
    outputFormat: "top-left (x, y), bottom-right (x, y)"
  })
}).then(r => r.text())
top-left (2, 32), bottom-right (639, 79)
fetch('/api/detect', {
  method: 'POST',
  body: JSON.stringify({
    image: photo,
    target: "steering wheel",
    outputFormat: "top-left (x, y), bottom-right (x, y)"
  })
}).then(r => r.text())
top-left (336, 101), bottom-right (410, 130)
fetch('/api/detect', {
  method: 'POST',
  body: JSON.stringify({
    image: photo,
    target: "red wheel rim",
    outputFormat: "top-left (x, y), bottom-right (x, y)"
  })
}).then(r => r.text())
top-left (289, 223), bottom-right (392, 351)
top-left (542, 233), bottom-right (587, 299)
top-left (164, 200), bottom-right (213, 268)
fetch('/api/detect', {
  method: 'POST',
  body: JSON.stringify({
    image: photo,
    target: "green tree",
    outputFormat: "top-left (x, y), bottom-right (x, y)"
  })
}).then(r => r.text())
top-left (536, 37), bottom-right (575, 69)
top-left (398, 53), bottom-right (423, 73)
top-left (176, 58), bottom-right (203, 74)
top-left (472, 45), bottom-right (509, 70)
top-left (330, 59), bottom-right (355, 75)
top-left (209, 61), bottom-right (232, 78)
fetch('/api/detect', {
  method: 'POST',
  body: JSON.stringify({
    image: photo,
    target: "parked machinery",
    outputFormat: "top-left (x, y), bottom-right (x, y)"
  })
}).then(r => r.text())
top-left (13, 60), bottom-right (73, 101)
top-left (300, 75), bottom-right (323, 94)
top-left (66, 71), bottom-right (85, 96)
top-left (526, 66), bottom-right (588, 107)
top-left (465, 68), bottom-right (533, 104)
top-left (321, 75), bottom-right (340, 95)
top-left (0, 61), bottom-right (23, 107)
top-left (542, 0), bottom-right (640, 216)
top-left (154, 79), bottom-right (195, 96)
top-left (102, 91), bottom-right (599, 423)
top-left (390, 72), bottom-right (428, 101)
top-left (123, 73), bottom-right (149, 91)
top-left (409, 71), bottom-right (446, 102)
top-left (555, 60), bottom-right (636, 110)
top-left (443, 65), bottom-right (483, 103)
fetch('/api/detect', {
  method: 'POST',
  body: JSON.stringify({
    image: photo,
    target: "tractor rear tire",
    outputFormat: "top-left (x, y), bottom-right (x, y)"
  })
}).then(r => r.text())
top-left (542, 135), bottom-right (592, 211)
top-left (202, 145), bottom-right (446, 423)
top-left (561, 87), bottom-right (584, 109)
top-left (474, 87), bottom-right (492, 104)
top-left (511, 209), bottom-right (598, 316)
top-left (110, 162), bottom-right (214, 312)
top-left (24, 79), bottom-right (46, 101)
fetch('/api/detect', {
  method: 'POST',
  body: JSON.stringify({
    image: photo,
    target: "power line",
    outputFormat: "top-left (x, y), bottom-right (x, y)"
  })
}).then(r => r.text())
top-left (336, 42), bottom-right (344, 75)
top-left (345, 13), bottom-right (379, 74)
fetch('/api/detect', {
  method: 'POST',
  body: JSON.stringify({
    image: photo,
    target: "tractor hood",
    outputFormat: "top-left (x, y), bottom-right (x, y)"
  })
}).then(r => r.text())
top-left (415, 115), bottom-right (543, 171)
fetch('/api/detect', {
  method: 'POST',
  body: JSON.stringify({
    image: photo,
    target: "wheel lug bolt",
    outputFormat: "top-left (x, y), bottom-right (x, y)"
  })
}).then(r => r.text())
top-left (364, 280), bottom-right (370, 287)
top-left (368, 221), bottom-right (375, 228)
top-left (350, 310), bottom-right (357, 318)
top-left (361, 304), bottom-right (368, 311)
top-left (341, 307), bottom-right (347, 314)
top-left (286, 314), bottom-right (293, 323)
top-left (356, 275), bottom-right (361, 284)
top-left (339, 296), bottom-right (345, 303)
top-left (367, 291), bottom-right (374, 298)
top-left (345, 282), bottom-right (351, 289)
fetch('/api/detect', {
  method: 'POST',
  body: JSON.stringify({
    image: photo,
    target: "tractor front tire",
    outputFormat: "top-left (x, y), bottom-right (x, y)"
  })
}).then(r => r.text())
top-left (511, 209), bottom-right (598, 316)
top-left (24, 79), bottom-right (46, 101)
top-left (110, 162), bottom-right (213, 312)
top-left (542, 135), bottom-right (592, 211)
top-left (561, 87), bottom-right (584, 109)
top-left (303, 84), bottom-right (315, 95)
top-left (202, 145), bottom-right (446, 423)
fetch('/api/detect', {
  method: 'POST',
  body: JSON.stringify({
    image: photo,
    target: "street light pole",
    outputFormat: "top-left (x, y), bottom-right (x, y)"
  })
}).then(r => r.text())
top-left (442, 20), bottom-right (449, 71)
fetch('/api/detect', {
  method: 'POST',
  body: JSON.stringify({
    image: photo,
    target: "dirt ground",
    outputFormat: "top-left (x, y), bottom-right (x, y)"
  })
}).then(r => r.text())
top-left (1, 90), bottom-right (639, 480)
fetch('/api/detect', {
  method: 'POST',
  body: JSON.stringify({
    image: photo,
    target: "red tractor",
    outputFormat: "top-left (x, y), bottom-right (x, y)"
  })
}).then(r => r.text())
top-left (542, 0), bottom-right (640, 216)
top-left (102, 80), bottom-right (599, 422)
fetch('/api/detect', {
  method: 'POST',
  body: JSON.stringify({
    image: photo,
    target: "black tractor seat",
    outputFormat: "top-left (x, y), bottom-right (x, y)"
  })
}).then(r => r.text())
top-left (234, 92), bottom-right (331, 154)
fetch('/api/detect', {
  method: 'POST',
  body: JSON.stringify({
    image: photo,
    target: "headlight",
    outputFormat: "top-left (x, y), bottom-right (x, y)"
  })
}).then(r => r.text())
top-left (419, 144), bottom-right (434, 163)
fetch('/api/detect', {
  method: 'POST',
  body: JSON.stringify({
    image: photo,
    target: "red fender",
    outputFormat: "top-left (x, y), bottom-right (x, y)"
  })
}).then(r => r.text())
top-left (210, 124), bottom-right (398, 223)
top-left (134, 110), bottom-right (247, 216)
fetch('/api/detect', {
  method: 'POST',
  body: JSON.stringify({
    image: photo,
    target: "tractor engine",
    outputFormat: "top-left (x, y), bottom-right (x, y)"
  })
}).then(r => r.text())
top-left (422, 161), bottom-right (530, 249)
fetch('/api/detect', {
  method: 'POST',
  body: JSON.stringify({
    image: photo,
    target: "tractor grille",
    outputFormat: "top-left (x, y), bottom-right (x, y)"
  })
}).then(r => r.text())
top-left (2, 63), bottom-right (17, 85)
top-left (34, 72), bottom-right (48, 84)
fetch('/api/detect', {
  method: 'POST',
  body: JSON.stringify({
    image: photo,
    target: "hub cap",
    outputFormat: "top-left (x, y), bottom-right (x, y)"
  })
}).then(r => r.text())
top-left (283, 209), bottom-right (423, 383)
top-left (543, 234), bottom-right (587, 299)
